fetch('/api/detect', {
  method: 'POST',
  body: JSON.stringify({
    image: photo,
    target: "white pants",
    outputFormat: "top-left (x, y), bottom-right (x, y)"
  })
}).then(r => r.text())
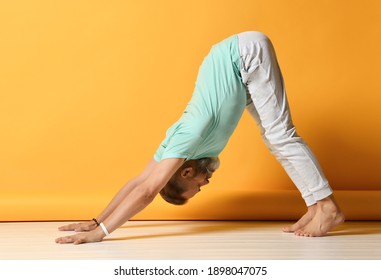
top-left (237, 31), bottom-right (332, 206)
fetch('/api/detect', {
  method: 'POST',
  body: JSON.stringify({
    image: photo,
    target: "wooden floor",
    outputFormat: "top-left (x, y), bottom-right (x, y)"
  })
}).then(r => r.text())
top-left (0, 221), bottom-right (380, 260)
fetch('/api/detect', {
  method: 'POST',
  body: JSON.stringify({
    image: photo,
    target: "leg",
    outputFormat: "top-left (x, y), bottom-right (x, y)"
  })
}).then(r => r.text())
top-left (246, 101), bottom-right (326, 233)
top-left (238, 31), bottom-right (344, 236)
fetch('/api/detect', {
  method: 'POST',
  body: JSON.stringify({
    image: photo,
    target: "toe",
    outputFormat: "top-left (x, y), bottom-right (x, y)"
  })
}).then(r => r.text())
top-left (282, 227), bottom-right (292, 232)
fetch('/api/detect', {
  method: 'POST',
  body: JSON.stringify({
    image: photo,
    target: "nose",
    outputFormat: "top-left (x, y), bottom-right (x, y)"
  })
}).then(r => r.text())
top-left (201, 179), bottom-right (210, 186)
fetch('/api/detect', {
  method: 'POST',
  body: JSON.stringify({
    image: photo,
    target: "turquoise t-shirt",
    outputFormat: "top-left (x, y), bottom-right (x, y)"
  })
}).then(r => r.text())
top-left (154, 34), bottom-right (247, 161)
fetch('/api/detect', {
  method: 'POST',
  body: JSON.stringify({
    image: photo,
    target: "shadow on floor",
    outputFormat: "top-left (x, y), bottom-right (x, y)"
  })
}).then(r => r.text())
top-left (119, 221), bottom-right (191, 229)
top-left (109, 221), bottom-right (381, 241)
top-left (107, 221), bottom-right (265, 242)
top-left (328, 222), bottom-right (381, 236)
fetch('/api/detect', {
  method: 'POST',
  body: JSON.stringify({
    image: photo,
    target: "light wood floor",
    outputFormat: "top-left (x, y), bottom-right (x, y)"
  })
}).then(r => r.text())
top-left (0, 221), bottom-right (380, 260)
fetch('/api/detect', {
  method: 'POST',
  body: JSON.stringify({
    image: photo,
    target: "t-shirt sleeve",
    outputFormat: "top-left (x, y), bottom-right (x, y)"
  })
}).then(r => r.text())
top-left (154, 116), bottom-right (211, 162)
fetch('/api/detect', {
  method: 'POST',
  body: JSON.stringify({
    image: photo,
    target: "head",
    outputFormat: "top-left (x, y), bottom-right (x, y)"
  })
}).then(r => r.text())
top-left (159, 157), bottom-right (220, 205)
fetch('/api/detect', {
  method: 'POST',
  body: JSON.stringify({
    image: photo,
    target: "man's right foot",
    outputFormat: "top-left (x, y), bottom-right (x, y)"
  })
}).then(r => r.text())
top-left (294, 195), bottom-right (345, 237)
top-left (282, 204), bottom-right (317, 233)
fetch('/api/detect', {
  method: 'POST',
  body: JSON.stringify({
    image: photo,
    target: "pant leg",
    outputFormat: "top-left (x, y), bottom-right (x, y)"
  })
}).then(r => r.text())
top-left (238, 31), bottom-right (332, 206)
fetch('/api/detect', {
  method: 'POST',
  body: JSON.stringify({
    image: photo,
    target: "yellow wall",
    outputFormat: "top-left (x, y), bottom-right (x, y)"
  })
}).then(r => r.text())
top-left (1, 1), bottom-right (381, 220)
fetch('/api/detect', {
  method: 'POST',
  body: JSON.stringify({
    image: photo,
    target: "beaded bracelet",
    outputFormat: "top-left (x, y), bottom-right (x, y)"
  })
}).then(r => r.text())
top-left (92, 218), bottom-right (100, 226)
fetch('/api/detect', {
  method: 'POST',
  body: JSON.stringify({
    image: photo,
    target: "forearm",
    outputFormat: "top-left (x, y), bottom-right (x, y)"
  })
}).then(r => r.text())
top-left (100, 185), bottom-right (157, 234)
top-left (95, 177), bottom-right (141, 223)
top-left (94, 159), bottom-right (159, 223)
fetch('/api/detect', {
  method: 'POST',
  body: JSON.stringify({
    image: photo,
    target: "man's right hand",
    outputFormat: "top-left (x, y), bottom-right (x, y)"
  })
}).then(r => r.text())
top-left (58, 220), bottom-right (97, 232)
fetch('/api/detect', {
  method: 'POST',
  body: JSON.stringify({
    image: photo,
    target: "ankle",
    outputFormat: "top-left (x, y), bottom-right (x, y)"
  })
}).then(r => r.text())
top-left (305, 204), bottom-right (317, 217)
top-left (317, 196), bottom-right (340, 213)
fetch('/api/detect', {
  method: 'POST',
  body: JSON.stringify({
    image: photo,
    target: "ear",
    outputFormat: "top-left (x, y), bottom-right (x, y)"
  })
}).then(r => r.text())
top-left (180, 167), bottom-right (194, 179)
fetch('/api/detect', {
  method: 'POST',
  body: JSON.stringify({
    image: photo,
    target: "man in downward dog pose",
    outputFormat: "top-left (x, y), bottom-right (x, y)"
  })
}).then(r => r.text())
top-left (56, 31), bottom-right (344, 245)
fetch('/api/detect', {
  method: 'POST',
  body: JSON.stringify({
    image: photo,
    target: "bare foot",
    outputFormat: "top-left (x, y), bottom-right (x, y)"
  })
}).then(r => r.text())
top-left (295, 195), bottom-right (345, 237)
top-left (282, 204), bottom-right (317, 233)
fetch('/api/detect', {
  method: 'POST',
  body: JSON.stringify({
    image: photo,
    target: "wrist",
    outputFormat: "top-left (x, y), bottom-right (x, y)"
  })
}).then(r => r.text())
top-left (92, 218), bottom-right (100, 226)
top-left (94, 226), bottom-right (106, 239)
top-left (99, 222), bottom-right (110, 236)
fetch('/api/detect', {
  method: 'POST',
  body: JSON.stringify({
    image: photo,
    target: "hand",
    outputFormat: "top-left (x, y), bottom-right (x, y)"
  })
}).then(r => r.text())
top-left (55, 228), bottom-right (105, 245)
top-left (58, 220), bottom-right (97, 232)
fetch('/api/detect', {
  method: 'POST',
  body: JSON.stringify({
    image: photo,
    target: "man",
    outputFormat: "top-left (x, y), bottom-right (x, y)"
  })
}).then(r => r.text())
top-left (56, 31), bottom-right (344, 245)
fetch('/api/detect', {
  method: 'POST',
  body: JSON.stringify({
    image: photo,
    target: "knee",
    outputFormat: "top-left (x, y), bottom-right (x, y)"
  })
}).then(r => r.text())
top-left (262, 126), bottom-right (300, 149)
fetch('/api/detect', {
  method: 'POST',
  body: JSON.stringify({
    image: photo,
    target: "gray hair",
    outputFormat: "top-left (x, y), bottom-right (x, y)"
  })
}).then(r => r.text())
top-left (194, 157), bottom-right (220, 176)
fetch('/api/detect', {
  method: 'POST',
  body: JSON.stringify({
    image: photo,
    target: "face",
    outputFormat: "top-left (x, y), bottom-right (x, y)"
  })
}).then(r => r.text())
top-left (181, 167), bottom-right (214, 200)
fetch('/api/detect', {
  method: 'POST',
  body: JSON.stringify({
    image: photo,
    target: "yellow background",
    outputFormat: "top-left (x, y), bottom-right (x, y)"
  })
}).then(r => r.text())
top-left (1, 1), bottom-right (381, 221)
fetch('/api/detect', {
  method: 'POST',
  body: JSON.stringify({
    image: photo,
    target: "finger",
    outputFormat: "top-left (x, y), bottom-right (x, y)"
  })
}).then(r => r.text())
top-left (56, 237), bottom-right (66, 244)
top-left (56, 237), bottom-right (65, 244)
top-left (74, 238), bottom-right (85, 245)
top-left (58, 224), bottom-right (71, 231)
top-left (75, 225), bottom-right (91, 232)
top-left (56, 235), bottom-right (75, 244)
top-left (58, 223), bottom-right (78, 231)
top-left (75, 225), bottom-right (89, 232)
top-left (55, 237), bottom-right (66, 243)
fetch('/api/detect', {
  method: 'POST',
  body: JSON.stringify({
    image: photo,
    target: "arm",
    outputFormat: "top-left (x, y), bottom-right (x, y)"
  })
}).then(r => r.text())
top-left (96, 158), bottom-right (160, 223)
top-left (55, 158), bottom-right (184, 244)
top-left (58, 159), bottom-right (158, 232)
